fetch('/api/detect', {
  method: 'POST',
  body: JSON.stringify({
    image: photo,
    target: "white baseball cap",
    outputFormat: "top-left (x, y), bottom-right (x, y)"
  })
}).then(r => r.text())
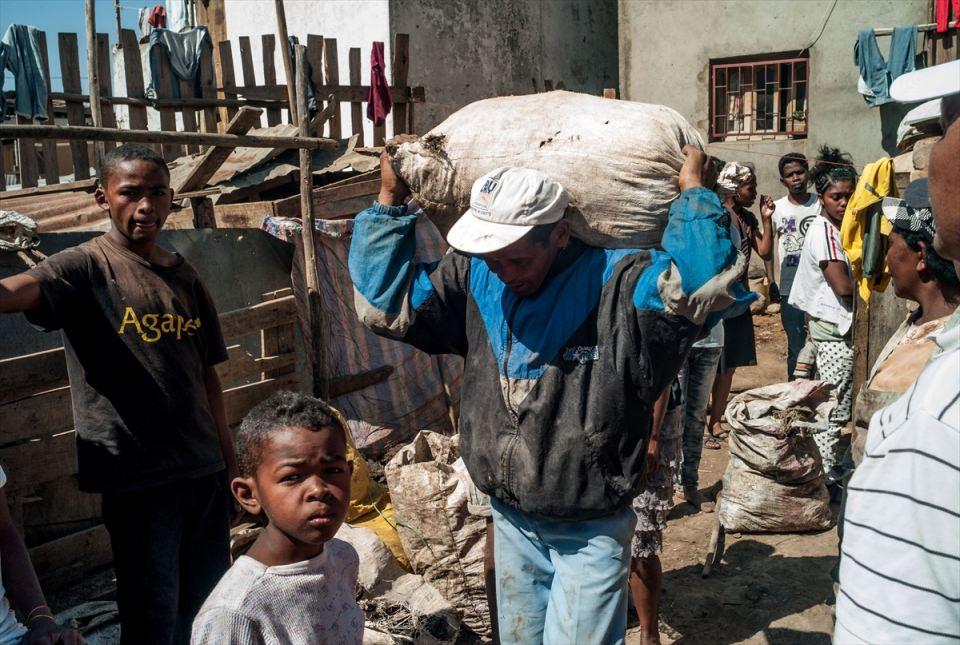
top-left (890, 60), bottom-right (960, 103)
top-left (446, 167), bottom-right (572, 254)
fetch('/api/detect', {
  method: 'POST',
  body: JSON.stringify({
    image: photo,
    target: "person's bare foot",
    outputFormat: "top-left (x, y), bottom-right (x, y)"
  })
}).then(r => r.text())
top-left (683, 485), bottom-right (715, 513)
top-left (639, 629), bottom-right (661, 645)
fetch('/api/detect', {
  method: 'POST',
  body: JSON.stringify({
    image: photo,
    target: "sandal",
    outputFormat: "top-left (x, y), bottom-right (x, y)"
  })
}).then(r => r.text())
top-left (704, 436), bottom-right (722, 450)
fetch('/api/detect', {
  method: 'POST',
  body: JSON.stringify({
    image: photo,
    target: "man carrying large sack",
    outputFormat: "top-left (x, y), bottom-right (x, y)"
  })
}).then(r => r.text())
top-left (349, 147), bottom-right (752, 644)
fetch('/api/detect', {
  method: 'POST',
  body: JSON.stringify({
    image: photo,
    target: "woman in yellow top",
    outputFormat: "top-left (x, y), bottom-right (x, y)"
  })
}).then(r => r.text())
top-left (851, 179), bottom-right (960, 464)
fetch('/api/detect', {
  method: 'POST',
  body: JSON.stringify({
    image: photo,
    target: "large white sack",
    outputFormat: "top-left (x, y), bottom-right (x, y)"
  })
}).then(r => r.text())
top-left (388, 90), bottom-right (705, 248)
top-left (717, 380), bottom-right (836, 533)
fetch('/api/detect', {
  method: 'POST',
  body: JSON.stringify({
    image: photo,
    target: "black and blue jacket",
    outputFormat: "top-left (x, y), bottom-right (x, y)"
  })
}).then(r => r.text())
top-left (349, 187), bottom-right (753, 519)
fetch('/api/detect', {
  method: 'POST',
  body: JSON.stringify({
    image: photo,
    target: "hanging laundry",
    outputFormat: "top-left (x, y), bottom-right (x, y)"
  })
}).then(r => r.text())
top-left (139, 7), bottom-right (156, 40)
top-left (287, 35), bottom-right (318, 115)
top-left (854, 26), bottom-right (917, 107)
top-left (148, 4), bottom-right (167, 29)
top-left (367, 41), bottom-right (392, 126)
top-left (0, 24), bottom-right (49, 120)
top-left (840, 157), bottom-right (898, 301)
top-left (166, 0), bottom-right (190, 32)
top-left (142, 27), bottom-right (210, 100)
top-left (935, 0), bottom-right (960, 33)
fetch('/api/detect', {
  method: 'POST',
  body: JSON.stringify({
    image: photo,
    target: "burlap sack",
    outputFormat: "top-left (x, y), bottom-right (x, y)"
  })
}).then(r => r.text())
top-left (717, 380), bottom-right (836, 532)
top-left (388, 90), bottom-right (704, 248)
top-left (385, 432), bottom-right (491, 638)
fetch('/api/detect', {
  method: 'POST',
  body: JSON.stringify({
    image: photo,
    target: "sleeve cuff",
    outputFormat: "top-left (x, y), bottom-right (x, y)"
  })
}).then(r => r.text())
top-left (372, 201), bottom-right (408, 217)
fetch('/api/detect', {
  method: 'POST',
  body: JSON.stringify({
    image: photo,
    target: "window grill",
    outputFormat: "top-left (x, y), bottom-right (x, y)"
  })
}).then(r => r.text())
top-left (710, 56), bottom-right (809, 141)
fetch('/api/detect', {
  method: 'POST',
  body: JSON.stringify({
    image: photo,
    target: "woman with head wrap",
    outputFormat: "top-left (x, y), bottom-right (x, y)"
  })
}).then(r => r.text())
top-left (849, 180), bottom-right (960, 465)
top-left (704, 162), bottom-right (774, 449)
top-left (787, 146), bottom-right (858, 486)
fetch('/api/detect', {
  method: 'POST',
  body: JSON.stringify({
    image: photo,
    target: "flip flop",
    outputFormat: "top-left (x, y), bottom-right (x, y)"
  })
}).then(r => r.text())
top-left (711, 429), bottom-right (730, 439)
top-left (704, 436), bottom-right (722, 450)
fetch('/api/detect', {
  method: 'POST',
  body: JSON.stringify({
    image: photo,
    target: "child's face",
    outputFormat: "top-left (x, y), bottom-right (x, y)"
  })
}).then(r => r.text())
top-left (95, 160), bottom-right (173, 246)
top-left (819, 180), bottom-right (854, 222)
top-left (237, 425), bottom-right (353, 557)
top-left (780, 162), bottom-right (809, 194)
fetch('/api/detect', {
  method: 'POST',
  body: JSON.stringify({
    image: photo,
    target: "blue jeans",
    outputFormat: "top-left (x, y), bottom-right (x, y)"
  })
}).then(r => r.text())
top-left (780, 300), bottom-right (807, 380)
top-left (679, 346), bottom-right (722, 488)
top-left (490, 498), bottom-right (636, 645)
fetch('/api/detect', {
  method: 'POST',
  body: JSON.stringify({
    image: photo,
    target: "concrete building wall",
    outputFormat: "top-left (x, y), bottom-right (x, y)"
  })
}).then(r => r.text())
top-left (619, 0), bottom-right (927, 198)
top-left (389, 0), bottom-right (619, 133)
top-left (223, 0), bottom-right (392, 141)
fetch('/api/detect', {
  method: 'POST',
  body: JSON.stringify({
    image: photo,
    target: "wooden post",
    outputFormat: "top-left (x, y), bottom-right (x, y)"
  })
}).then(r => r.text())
top-left (58, 33), bottom-right (90, 178)
top-left (392, 34), bottom-right (409, 135)
top-left (348, 47), bottom-right (364, 145)
top-left (85, 0), bottom-right (105, 173)
top-left (322, 38), bottom-right (341, 139)
top-left (295, 44), bottom-right (326, 399)
top-left (36, 32), bottom-right (60, 185)
top-left (114, 0), bottom-right (122, 44)
top-left (275, 0), bottom-right (299, 125)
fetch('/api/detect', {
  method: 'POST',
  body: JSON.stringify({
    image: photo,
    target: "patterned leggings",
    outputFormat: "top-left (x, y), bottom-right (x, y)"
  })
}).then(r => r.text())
top-left (814, 339), bottom-right (854, 474)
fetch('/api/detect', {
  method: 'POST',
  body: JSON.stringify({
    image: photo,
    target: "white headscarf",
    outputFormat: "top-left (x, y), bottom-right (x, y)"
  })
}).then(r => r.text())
top-left (716, 162), bottom-right (755, 195)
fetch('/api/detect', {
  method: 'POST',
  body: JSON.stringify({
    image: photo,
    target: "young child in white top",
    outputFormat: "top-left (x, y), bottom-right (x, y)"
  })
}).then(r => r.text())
top-left (788, 146), bottom-right (858, 483)
top-left (191, 391), bottom-right (363, 644)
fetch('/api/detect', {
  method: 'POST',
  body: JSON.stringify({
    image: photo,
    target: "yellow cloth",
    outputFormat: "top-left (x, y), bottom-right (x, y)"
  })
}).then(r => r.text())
top-left (839, 157), bottom-right (897, 301)
top-left (332, 407), bottom-right (410, 570)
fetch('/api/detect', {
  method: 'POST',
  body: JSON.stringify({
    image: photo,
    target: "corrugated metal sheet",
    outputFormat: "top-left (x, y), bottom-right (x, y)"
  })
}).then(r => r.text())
top-left (0, 190), bottom-right (108, 232)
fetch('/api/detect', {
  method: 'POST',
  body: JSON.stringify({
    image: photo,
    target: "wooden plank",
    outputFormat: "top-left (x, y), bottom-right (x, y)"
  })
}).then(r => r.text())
top-left (178, 77), bottom-right (201, 154)
top-left (2, 124), bottom-right (338, 150)
top-left (152, 46), bottom-right (181, 161)
top-left (392, 33), bottom-right (410, 135)
top-left (322, 39), bottom-right (342, 139)
top-left (36, 32), bottom-right (60, 185)
top-left (0, 431), bottom-right (78, 488)
top-left (238, 36), bottom-right (257, 95)
top-left (261, 34), bottom-right (282, 127)
top-left (273, 177), bottom-right (380, 217)
top-left (348, 48), bottom-right (364, 145)
top-left (173, 106), bottom-right (265, 193)
top-left (1, 386), bottom-right (74, 444)
top-left (261, 287), bottom-right (296, 380)
top-left (212, 200), bottom-right (276, 227)
top-left (198, 40), bottom-right (219, 137)
top-left (58, 33), bottom-right (90, 179)
top-left (29, 524), bottom-right (112, 591)
top-left (0, 348), bottom-right (68, 405)
top-left (15, 115), bottom-right (40, 189)
top-left (119, 29), bottom-right (150, 140)
top-left (224, 373), bottom-right (299, 427)
top-left (216, 345), bottom-right (296, 386)
top-left (219, 295), bottom-right (298, 340)
top-left (20, 476), bottom-right (101, 545)
top-left (218, 40), bottom-right (238, 123)
top-left (0, 177), bottom-right (94, 199)
top-left (95, 33), bottom-right (118, 153)
top-left (306, 34), bottom-right (325, 134)
top-left (233, 83), bottom-right (414, 104)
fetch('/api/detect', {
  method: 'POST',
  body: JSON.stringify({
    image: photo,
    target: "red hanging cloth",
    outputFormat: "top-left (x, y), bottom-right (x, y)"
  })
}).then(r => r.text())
top-left (366, 41), bottom-right (392, 127)
top-left (148, 4), bottom-right (167, 29)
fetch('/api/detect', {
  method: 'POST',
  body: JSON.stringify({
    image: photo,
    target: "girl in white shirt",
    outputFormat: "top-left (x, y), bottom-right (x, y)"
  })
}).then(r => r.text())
top-left (788, 147), bottom-right (858, 480)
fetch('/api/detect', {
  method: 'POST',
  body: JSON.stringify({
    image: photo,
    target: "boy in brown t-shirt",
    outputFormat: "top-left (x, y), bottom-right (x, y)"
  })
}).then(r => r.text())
top-left (0, 144), bottom-right (237, 644)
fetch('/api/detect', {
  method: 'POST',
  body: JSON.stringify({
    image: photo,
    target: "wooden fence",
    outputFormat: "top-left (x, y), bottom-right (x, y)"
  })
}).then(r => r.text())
top-left (2, 29), bottom-right (422, 190)
top-left (0, 288), bottom-right (298, 590)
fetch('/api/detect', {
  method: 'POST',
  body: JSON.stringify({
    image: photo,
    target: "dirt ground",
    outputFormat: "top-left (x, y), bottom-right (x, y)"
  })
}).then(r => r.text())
top-left (626, 311), bottom-right (838, 645)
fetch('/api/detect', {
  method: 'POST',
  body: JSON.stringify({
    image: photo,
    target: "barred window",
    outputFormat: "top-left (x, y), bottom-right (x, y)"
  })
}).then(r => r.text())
top-left (710, 54), bottom-right (809, 141)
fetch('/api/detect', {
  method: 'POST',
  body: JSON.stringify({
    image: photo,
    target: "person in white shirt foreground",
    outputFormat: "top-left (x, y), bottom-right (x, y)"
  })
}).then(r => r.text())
top-left (191, 392), bottom-right (364, 645)
top-left (834, 60), bottom-right (960, 645)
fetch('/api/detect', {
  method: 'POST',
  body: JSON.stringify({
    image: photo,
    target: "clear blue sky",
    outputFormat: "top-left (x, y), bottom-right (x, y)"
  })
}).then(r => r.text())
top-left (1, 0), bottom-right (152, 93)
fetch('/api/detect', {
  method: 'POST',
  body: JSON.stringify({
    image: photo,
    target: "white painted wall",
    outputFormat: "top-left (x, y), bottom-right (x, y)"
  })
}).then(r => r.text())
top-left (224, 0), bottom-right (392, 142)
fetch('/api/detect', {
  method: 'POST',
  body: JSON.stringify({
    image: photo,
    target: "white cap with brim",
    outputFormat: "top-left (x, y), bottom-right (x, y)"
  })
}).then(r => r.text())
top-left (446, 166), bottom-right (571, 255)
top-left (890, 60), bottom-right (960, 103)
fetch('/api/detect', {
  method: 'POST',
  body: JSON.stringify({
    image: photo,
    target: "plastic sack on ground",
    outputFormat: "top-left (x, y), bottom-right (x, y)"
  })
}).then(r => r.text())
top-left (385, 431), bottom-right (491, 638)
top-left (387, 90), bottom-right (704, 248)
top-left (717, 380), bottom-right (836, 532)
